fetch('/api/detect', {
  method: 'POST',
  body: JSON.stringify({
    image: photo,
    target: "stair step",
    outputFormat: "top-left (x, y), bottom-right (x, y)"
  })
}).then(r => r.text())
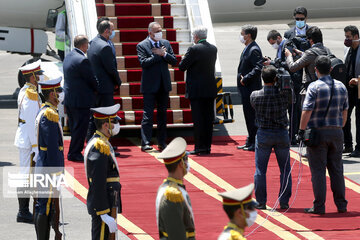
top-left (114, 95), bottom-right (190, 110)
top-left (109, 16), bottom-right (188, 29)
top-left (117, 109), bottom-right (192, 125)
top-left (96, 3), bottom-right (186, 17)
top-left (116, 55), bottom-right (182, 69)
top-left (115, 82), bottom-right (185, 96)
top-left (118, 68), bottom-right (184, 83)
top-left (113, 29), bottom-right (190, 43)
top-left (96, 0), bottom-right (183, 4)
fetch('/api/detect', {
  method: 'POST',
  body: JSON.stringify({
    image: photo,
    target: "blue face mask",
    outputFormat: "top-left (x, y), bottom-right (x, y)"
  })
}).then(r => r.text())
top-left (109, 30), bottom-right (115, 40)
top-left (296, 20), bottom-right (305, 29)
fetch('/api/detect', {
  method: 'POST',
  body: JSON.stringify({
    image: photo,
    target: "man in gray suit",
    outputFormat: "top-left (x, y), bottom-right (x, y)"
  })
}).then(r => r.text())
top-left (137, 22), bottom-right (177, 151)
top-left (343, 25), bottom-right (360, 156)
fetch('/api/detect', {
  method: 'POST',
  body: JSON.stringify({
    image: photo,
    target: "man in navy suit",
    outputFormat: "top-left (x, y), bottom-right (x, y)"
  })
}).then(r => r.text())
top-left (179, 26), bottom-right (217, 155)
top-left (87, 20), bottom-right (121, 107)
top-left (137, 22), bottom-right (177, 151)
top-left (63, 35), bottom-right (98, 162)
top-left (237, 25), bottom-right (263, 151)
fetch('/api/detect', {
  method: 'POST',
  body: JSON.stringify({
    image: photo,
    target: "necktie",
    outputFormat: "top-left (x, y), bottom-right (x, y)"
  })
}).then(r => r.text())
top-left (155, 42), bottom-right (159, 48)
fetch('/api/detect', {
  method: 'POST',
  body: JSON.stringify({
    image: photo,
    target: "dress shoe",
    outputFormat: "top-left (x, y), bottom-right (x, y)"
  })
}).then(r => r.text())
top-left (115, 152), bottom-right (120, 157)
top-left (141, 145), bottom-right (153, 151)
top-left (304, 207), bottom-right (325, 215)
top-left (68, 157), bottom-right (84, 162)
top-left (158, 144), bottom-right (167, 151)
top-left (237, 144), bottom-right (250, 150)
top-left (189, 149), bottom-right (210, 155)
top-left (338, 208), bottom-right (347, 213)
top-left (256, 203), bottom-right (266, 210)
top-left (243, 144), bottom-right (255, 151)
top-left (280, 203), bottom-right (289, 209)
top-left (348, 149), bottom-right (360, 157)
top-left (343, 146), bottom-right (353, 154)
top-left (189, 150), bottom-right (200, 155)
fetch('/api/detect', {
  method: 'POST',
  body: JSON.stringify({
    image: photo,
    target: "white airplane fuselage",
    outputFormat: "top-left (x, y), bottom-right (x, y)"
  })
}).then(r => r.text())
top-left (208, 0), bottom-right (360, 22)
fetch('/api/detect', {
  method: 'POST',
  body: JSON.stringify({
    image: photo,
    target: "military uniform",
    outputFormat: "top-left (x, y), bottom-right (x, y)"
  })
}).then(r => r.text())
top-left (218, 184), bottom-right (258, 240)
top-left (156, 137), bottom-right (195, 240)
top-left (14, 60), bottom-right (42, 223)
top-left (34, 77), bottom-right (65, 240)
top-left (85, 104), bottom-right (122, 240)
top-left (218, 223), bottom-right (246, 240)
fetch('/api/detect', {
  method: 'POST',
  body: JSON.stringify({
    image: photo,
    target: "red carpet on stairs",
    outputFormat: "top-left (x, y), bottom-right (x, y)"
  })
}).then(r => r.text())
top-left (64, 136), bottom-right (360, 239)
top-left (95, 0), bottom-right (192, 127)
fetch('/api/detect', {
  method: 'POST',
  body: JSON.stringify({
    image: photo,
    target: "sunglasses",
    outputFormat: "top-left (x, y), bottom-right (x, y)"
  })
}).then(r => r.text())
top-left (295, 18), bottom-right (305, 21)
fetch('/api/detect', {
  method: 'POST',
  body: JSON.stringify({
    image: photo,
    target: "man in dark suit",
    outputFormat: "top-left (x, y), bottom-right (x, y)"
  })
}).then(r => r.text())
top-left (63, 35), bottom-right (98, 162)
top-left (237, 25), bottom-right (263, 151)
top-left (284, 6), bottom-right (310, 49)
top-left (87, 20), bottom-right (121, 107)
top-left (137, 22), bottom-right (177, 151)
top-left (179, 26), bottom-right (217, 155)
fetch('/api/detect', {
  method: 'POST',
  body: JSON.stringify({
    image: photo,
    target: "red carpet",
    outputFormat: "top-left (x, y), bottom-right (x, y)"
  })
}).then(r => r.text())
top-left (64, 136), bottom-right (360, 239)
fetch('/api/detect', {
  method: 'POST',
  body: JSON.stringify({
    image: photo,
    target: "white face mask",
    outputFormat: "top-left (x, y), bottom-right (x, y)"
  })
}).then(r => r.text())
top-left (186, 160), bottom-right (191, 173)
top-left (246, 210), bottom-right (257, 227)
top-left (38, 75), bottom-right (45, 81)
top-left (57, 92), bottom-right (65, 103)
top-left (271, 42), bottom-right (279, 49)
top-left (110, 122), bottom-right (120, 136)
top-left (154, 32), bottom-right (163, 41)
top-left (239, 35), bottom-right (246, 44)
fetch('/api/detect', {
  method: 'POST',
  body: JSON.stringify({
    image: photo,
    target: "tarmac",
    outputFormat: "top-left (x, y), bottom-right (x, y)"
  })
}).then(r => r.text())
top-left (0, 17), bottom-right (360, 239)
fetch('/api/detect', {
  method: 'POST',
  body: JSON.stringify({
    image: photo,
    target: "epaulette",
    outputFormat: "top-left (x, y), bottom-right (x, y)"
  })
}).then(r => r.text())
top-left (25, 88), bottom-right (38, 101)
top-left (229, 230), bottom-right (246, 240)
top-left (94, 138), bottom-right (110, 156)
top-left (164, 182), bottom-right (184, 203)
top-left (43, 108), bottom-right (59, 123)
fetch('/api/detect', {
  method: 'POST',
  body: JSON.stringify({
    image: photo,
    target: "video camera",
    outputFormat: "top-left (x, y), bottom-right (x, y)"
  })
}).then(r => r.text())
top-left (275, 67), bottom-right (292, 92)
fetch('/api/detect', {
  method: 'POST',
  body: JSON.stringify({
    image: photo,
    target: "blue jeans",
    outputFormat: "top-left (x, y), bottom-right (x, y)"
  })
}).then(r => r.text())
top-left (254, 128), bottom-right (292, 205)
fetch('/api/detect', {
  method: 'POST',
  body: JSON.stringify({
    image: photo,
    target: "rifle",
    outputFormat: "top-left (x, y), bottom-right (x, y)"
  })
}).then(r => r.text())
top-left (52, 197), bottom-right (63, 240)
top-left (29, 152), bottom-right (36, 223)
top-left (110, 190), bottom-right (118, 240)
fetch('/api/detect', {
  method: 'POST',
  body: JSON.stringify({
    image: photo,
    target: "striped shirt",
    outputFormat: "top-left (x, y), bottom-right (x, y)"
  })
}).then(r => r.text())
top-left (250, 85), bottom-right (289, 129)
top-left (303, 75), bottom-right (348, 128)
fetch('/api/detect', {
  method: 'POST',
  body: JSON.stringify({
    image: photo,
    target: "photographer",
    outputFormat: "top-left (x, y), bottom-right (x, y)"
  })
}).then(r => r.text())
top-left (285, 26), bottom-right (330, 91)
top-left (250, 65), bottom-right (292, 210)
top-left (298, 56), bottom-right (348, 214)
top-left (265, 30), bottom-right (302, 145)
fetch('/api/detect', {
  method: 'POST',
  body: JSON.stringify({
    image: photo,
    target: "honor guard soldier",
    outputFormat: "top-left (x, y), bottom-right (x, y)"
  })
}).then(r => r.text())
top-left (14, 60), bottom-right (43, 223)
top-left (34, 77), bottom-right (65, 240)
top-left (218, 184), bottom-right (258, 240)
top-left (84, 104), bottom-right (122, 240)
top-left (156, 137), bottom-right (195, 240)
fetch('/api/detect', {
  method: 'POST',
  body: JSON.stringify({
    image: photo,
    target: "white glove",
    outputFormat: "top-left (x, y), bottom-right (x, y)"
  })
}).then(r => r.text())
top-left (100, 214), bottom-right (117, 233)
top-left (32, 146), bottom-right (39, 163)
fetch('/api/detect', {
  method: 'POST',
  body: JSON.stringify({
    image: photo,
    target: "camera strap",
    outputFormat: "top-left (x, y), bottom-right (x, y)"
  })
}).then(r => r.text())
top-left (323, 79), bottom-right (334, 123)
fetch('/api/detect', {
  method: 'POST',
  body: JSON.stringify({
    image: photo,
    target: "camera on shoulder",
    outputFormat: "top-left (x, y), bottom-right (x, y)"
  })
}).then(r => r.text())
top-left (275, 67), bottom-right (292, 91)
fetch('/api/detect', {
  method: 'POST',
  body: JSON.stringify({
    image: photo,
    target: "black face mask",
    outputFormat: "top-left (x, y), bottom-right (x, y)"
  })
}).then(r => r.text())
top-left (344, 38), bottom-right (353, 47)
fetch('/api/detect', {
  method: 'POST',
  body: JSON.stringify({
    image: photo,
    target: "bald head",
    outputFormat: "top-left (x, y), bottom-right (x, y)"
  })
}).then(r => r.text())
top-left (74, 35), bottom-right (89, 53)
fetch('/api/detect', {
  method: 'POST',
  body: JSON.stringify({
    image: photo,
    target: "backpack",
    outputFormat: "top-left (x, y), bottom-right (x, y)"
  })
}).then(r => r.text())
top-left (310, 48), bottom-right (346, 84)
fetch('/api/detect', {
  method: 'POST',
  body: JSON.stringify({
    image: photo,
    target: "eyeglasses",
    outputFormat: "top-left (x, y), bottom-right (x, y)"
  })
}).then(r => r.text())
top-left (295, 18), bottom-right (305, 21)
